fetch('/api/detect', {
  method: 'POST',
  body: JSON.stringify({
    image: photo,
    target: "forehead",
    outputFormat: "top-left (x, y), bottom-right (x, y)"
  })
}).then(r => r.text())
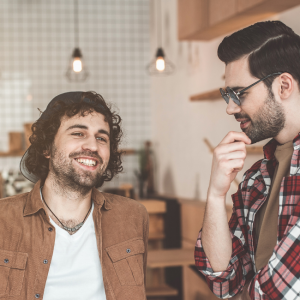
top-left (225, 56), bottom-right (257, 88)
top-left (60, 111), bottom-right (110, 131)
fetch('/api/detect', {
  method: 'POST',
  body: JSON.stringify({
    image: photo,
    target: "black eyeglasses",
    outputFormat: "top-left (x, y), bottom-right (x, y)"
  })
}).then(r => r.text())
top-left (220, 72), bottom-right (283, 106)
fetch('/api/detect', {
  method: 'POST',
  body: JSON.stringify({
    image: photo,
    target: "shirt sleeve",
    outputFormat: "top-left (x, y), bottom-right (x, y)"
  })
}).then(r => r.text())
top-left (248, 218), bottom-right (300, 300)
top-left (194, 184), bottom-right (254, 298)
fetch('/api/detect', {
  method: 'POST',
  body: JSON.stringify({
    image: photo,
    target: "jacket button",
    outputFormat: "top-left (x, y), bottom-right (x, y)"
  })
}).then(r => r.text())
top-left (35, 294), bottom-right (40, 298)
top-left (126, 248), bottom-right (131, 253)
top-left (4, 259), bottom-right (9, 264)
top-left (43, 259), bottom-right (48, 264)
top-left (48, 227), bottom-right (53, 232)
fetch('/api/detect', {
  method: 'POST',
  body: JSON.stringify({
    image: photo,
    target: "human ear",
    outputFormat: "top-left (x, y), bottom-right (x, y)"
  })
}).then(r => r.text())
top-left (278, 73), bottom-right (294, 100)
top-left (43, 149), bottom-right (50, 159)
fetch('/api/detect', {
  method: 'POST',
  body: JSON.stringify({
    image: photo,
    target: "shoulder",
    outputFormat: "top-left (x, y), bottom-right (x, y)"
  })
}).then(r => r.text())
top-left (0, 193), bottom-right (29, 227)
top-left (0, 192), bottom-right (28, 210)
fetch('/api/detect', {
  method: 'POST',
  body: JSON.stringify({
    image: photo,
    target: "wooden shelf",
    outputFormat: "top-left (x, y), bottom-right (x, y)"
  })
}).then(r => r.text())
top-left (138, 200), bottom-right (166, 214)
top-left (148, 233), bottom-right (165, 240)
top-left (190, 88), bottom-right (222, 101)
top-left (147, 249), bottom-right (195, 268)
top-left (178, 0), bottom-right (300, 41)
top-left (121, 148), bottom-right (136, 155)
top-left (146, 284), bottom-right (178, 297)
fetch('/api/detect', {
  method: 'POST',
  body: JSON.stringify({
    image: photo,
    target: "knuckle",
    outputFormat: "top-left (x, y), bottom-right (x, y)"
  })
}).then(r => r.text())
top-left (214, 147), bottom-right (221, 156)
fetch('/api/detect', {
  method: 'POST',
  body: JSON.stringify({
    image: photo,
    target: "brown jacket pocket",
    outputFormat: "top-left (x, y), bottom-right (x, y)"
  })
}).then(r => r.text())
top-left (0, 249), bottom-right (28, 296)
top-left (106, 238), bottom-right (145, 286)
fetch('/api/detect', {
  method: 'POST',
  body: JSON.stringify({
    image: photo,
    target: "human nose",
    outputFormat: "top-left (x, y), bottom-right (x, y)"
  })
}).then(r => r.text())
top-left (82, 136), bottom-right (98, 152)
top-left (226, 98), bottom-right (241, 115)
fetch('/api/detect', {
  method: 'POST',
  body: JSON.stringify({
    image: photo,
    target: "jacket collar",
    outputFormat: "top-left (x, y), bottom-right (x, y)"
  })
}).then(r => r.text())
top-left (263, 132), bottom-right (300, 161)
top-left (23, 180), bottom-right (112, 217)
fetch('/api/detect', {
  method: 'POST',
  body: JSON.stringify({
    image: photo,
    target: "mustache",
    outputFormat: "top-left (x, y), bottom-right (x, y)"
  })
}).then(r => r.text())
top-left (69, 151), bottom-right (103, 164)
top-left (234, 113), bottom-right (251, 120)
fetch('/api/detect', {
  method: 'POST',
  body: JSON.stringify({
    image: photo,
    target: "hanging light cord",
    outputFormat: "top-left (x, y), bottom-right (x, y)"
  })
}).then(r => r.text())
top-left (74, 0), bottom-right (79, 47)
top-left (157, 0), bottom-right (162, 48)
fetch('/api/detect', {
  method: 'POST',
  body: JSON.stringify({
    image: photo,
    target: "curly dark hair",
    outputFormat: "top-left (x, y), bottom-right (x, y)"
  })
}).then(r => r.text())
top-left (25, 91), bottom-right (123, 187)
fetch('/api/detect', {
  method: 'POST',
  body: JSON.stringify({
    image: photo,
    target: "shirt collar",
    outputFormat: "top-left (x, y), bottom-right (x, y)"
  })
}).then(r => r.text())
top-left (23, 180), bottom-right (112, 217)
top-left (263, 132), bottom-right (300, 160)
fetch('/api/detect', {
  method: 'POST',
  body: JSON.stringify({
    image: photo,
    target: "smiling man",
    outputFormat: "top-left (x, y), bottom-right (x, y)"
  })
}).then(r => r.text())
top-left (0, 91), bottom-right (148, 300)
top-left (194, 21), bottom-right (300, 299)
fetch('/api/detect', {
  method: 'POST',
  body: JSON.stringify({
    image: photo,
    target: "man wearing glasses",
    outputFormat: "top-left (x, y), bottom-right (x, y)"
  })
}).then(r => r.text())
top-left (195, 21), bottom-right (300, 299)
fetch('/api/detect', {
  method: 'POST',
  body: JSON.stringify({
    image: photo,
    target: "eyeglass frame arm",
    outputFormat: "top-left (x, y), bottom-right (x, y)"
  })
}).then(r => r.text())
top-left (235, 72), bottom-right (283, 96)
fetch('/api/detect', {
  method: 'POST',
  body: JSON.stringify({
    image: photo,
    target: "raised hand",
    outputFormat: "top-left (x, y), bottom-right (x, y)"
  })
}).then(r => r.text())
top-left (208, 131), bottom-right (251, 199)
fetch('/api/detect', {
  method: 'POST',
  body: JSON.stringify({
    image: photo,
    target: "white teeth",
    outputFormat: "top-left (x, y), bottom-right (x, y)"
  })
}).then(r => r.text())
top-left (76, 158), bottom-right (97, 166)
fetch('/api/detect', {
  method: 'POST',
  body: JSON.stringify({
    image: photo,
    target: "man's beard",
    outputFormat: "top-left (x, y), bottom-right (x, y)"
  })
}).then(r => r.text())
top-left (49, 144), bottom-right (107, 195)
top-left (235, 91), bottom-right (285, 144)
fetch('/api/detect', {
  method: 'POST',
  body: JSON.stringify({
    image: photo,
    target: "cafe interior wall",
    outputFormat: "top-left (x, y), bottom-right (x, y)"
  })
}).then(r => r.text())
top-left (0, 0), bottom-right (151, 191)
top-left (150, 1), bottom-right (300, 203)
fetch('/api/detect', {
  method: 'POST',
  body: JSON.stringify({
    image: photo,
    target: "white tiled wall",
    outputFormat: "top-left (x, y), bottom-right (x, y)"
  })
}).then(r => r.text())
top-left (0, 0), bottom-right (151, 190)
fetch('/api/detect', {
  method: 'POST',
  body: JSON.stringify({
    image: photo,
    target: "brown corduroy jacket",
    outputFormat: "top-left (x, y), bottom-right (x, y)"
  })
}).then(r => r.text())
top-left (0, 181), bottom-right (149, 300)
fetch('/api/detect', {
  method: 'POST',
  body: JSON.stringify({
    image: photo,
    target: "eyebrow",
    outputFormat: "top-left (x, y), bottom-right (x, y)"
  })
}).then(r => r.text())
top-left (66, 124), bottom-right (110, 138)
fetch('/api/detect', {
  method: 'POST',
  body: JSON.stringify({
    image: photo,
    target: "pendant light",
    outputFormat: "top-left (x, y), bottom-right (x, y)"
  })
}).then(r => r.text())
top-left (147, 0), bottom-right (175, 75)
top-left (66, 0), bottom-right (88, 82)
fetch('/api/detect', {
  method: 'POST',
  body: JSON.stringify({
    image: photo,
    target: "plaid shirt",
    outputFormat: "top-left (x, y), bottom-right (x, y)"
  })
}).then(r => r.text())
top-left (195, 133), bottom-right (300, 300)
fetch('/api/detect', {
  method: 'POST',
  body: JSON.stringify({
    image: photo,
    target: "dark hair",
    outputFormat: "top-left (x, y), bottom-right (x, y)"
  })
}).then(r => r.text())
top-left (218, 21), bottom-right (300, 89)
top-left (25, 91), bottom-right (123, 186)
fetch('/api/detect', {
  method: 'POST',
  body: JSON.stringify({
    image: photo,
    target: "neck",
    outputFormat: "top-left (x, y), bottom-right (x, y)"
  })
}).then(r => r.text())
top-left (274, 123), bottom-right (300, 144)
top-left (275, 97), bottom-right (300, 144)
top-left (42, 173), bottom-right (93, 222)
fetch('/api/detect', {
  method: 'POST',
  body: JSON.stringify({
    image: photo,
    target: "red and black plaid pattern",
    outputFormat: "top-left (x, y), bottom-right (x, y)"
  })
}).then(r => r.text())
top-left (195, 134), bottom-right (300, 299)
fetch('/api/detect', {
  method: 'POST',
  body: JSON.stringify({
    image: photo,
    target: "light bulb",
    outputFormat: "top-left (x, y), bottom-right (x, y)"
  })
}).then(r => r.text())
top-left (156, 57), bottom-right (165, 71)
top-left (73, 58), bottom-right (82, 72)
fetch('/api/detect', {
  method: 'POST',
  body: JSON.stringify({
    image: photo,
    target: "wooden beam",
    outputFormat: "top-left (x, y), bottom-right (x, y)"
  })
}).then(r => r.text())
top-left (190, 88), bottom-right (222, 101)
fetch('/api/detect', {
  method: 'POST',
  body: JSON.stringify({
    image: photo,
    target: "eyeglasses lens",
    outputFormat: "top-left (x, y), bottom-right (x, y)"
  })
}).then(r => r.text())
top-left (226, 87), bottom-right (241, 106)
top-left (220, 88), bottom-right (229, 104)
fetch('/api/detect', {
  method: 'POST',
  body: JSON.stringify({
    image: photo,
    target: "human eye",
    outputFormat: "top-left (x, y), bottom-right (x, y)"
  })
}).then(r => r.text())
top-left (71, 132), bottom-right (84, 137)
top-left (238, 92), bottom-right (247, 102)
top-left (96, 136), bottom-right (107, 143)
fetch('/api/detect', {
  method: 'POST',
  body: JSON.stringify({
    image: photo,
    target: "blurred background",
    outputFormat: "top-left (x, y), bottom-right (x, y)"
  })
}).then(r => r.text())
top-left (1, 0), bottom-right (300, 299)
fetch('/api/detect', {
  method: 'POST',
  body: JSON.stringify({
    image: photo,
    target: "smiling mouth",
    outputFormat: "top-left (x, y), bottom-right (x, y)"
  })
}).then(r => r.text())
top-left (74, 158), bottom-right (98, 167)
top-left (241, 119), bottom-right (250, 124)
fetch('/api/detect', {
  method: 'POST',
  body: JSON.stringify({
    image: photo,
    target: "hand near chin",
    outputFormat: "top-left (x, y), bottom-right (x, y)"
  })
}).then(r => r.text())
top-left (208, 131), bottom-right (251, 199)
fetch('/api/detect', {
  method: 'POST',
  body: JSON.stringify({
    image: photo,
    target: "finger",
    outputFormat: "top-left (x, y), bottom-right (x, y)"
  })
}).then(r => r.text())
top-left (215, 142), bottom-right (247, 156)
top-left (228, 159), bottom-right (245, 173)
top-left (220, 131), bottom-right (251, 145)
top-left (220, 150), bottom-right (246, 161)
top-left (220, 158), bottom-right (245, 175)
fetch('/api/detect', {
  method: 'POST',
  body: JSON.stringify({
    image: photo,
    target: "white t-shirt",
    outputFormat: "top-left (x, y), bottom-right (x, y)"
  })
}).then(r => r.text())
top-left (43, 201), bottom-right (106, 300)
